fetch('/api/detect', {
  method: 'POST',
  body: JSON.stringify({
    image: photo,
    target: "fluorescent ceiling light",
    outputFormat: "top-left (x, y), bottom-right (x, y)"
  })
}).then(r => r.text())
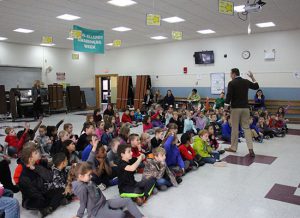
top-left (151, 36), bottom-right (167, 40)
top-left (0, 37), bottom-right (8, 41)
top-left (40, 43), bottom-right (55, 47)
top-left (112, 26), bottom-right (132, 32)
top-left (256, 22), bottom-right (276, 28)
top-left (67, 37), bottom-right (74, 40)
top-left (234, 5), bottom-right (245, 13)
top-left (56, 14), bottom-right (81, 21)
top-left (162, 16), bottom-right (185, 23)
top-left (197, 29), bottom-right (215, 34)
top-left (107, 0), bottom-right (137, 7)
top-left (106, 43), bottom-right (113, 46)
top-left (13, 28), bottom-right (34, 33)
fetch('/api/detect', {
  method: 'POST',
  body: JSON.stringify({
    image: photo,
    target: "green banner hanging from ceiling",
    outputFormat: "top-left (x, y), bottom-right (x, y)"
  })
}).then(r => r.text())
top-left (73, 25), bottom-right (104, 54)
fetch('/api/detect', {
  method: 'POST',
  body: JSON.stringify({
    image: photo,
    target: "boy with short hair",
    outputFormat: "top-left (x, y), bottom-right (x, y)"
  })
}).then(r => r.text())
top-left (150, 128), bottom-right (163, 149)
top-left (5, 123), bottom-right (30, 156)
top-left (107, 138), bottom-right (121, 167)
top-left (143, 147), bottom-right (178, 191)
top-left (76, 122), bottom-right (95, 152)
top-left (101, 123), bottom-right (113, 146)
top-left (49, 152), bottom-right (69, 190)
top-left (129, 133), bottom-right (142, 158)
top-left (35, 125), bottom-right (52, 156)
top-left (117, 144), bottom-right (156, 206)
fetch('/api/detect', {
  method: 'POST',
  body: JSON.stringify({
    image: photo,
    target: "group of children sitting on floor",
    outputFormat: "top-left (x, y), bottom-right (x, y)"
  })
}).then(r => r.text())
top-left (0, 101), bottom-right (289, 218)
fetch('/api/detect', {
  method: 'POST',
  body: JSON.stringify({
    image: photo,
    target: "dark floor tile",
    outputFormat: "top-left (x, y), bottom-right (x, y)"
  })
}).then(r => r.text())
top-left (265, 183), bottom-right (300, 205)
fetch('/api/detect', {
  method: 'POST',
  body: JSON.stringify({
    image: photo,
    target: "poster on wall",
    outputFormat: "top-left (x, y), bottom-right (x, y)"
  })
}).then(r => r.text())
top-left (56, 72), bottom-right (66, 81)
top-left (73, 25), bottom-right (104, 54)
top-left (210, 73), bottom-right (225, 94)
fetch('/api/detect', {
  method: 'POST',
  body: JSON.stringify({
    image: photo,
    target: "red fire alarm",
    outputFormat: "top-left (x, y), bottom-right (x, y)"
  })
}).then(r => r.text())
top-left (183, 67), bottom-right (188, 74)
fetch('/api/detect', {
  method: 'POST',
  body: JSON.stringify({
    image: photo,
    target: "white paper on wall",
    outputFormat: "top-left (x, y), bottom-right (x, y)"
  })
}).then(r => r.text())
top-left (210, 73), bottom-right (225, 95)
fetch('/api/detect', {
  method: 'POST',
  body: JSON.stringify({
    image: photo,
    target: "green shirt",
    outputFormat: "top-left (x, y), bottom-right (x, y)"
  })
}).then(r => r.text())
top-left (215, 98), bottom-right (225, 109)
top-left (193, 136), bottom-right (213, 158)
top-left (188, 93), bottom-right (201, 101)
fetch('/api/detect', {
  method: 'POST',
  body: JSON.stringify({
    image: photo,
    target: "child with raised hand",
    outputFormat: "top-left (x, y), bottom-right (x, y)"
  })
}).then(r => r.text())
top-left (143, 147), bottom-right (178, 191)
top-left (117, 144), bottom-right (156, 206)
top-left (69, 162), bottom-right (146, 218)
top-left (193, 130), bottom-right (221, 164)
top-left (179, 133), bottom-right (205, 169)
top-left (5, 122), bottom-right (30, 157)
top-left (183, 110), bottom-right (197, 135)
top-left (150, 128), bottom-right (164, 149)
top-left (163, 123), bottom-right (188, 178)
top-left (87, 136), bottom-right (118, 191)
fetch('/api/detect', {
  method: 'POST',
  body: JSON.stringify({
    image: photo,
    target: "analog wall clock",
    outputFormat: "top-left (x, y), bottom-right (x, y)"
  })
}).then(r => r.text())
top-left (242, 50), bottom-right (251, 59)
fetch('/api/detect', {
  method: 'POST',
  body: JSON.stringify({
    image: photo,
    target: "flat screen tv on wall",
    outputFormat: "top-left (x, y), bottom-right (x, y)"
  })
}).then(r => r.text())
top-left (194, 51), bottom-right (214, 64)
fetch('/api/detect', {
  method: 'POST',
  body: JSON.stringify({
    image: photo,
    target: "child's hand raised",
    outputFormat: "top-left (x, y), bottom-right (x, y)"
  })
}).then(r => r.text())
top-left (24, 122), bottom-right (30, 130)
top-left (91, 136), bottom-right (99, 148)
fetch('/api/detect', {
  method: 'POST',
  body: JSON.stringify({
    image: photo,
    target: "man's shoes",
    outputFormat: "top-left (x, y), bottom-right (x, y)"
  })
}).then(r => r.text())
top-left (224, 147), bottom-right (237, 153)
top-left (249, 149), bottom-right (255, 158)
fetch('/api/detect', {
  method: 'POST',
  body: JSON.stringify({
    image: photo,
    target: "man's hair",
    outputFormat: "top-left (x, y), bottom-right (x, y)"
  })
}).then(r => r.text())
top-left (53, 152), bottom-right (67, 167)
top-left (39, 125), bottom-right (47, 131)
top-left (117, 144), bottom-right (131, 158)
top-left (192, 88), bottom-right (197, 93)
top-left (231, 68), bottom-right (240, 76)
top-left (128, 133), bottom-right (139, 142)
top-left (153, 147), bottom-right (166, 157)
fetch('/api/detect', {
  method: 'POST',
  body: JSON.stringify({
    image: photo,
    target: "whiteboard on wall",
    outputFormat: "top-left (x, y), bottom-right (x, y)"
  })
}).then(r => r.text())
top-left (0, 66), bottom-right (42, 90)
top-left (210, 73), bottom-right (225, 95)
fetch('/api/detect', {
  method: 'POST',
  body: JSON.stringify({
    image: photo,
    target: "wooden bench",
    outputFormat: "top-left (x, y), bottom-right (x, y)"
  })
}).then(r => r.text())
top-left (175, 97), bottom-right (300, 124)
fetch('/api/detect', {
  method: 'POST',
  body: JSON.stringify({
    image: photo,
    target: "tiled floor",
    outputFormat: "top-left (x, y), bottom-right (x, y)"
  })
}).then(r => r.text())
top-left (1, 112), bottom-right (300, 218)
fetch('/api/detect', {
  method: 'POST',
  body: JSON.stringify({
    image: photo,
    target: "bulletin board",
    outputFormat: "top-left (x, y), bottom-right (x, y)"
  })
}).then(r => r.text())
top-left (210, 73), bottom-right (225, 95)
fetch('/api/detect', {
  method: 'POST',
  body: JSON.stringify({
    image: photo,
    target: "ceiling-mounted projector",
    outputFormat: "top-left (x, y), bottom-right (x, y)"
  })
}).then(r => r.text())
top-left (244, 0), bottom-right (266, 13)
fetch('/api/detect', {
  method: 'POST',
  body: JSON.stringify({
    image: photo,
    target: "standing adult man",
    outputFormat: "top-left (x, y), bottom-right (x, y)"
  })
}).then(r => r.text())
top-left (224, 68), bottom-right (259, 157)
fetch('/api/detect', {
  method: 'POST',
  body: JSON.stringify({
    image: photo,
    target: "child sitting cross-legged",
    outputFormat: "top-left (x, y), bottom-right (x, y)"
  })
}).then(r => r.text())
top-left (117, 144), bottom-right (156, 206)
top-left (140, 133), bottom-right (152, 155)
top-left (163, 123), bottom-right (189, 179)
top-left (143, 147), bottom-right (178, 191)
top-left (49, 152), bottom-right (73, 201)
top-left (194, 130), bottom-right (226, 165)
top-left (150, 128), bottom-right (163, 149)
top-left (207, 125), bottom-right (225, 154)
top-left (178, 133), bottom-right (205, 169)
top-left (87, 136), bottom-right (118, 191)
top-left (68, 162), bottom-right (146, 218)
top-left (19, 142), bottom-right (68, 217)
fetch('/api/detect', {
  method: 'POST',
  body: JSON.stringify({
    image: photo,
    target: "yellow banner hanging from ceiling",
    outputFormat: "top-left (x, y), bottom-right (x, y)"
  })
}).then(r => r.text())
top-left (72, 53), bottom-right (79, 60)
top-left (172, 31), bottom-right (183, 40)
top-left (219, 0), bottom-right (234, 15)
top-left (69, 30), bottom-right (82, 39)
top-left (113, 40), bottom-right (122, 47)
top-left (146, 14), bottom-right (161, 26)
top-left (42, 36), bottom-right (53, 44)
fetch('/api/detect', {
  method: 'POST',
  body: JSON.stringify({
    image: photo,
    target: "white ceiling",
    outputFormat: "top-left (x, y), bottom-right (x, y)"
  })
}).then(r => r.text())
top-left (0, 0), bottom-right (300, 50)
